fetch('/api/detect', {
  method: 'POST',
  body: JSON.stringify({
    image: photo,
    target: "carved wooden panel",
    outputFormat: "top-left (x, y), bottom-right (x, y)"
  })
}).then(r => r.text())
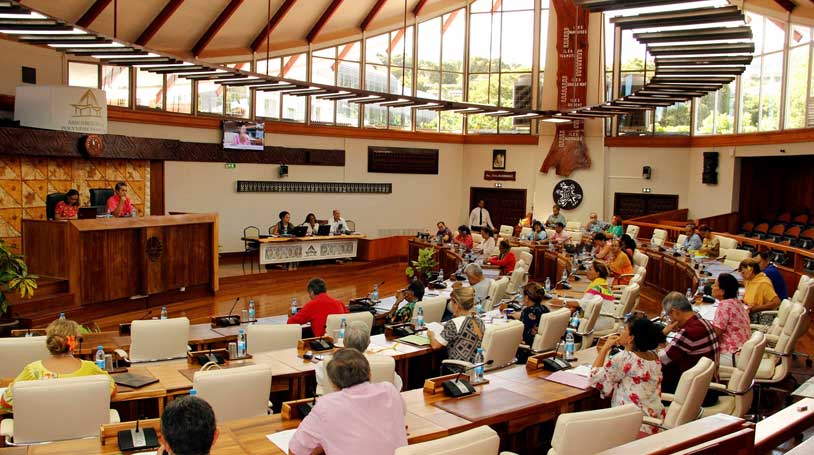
top-left (236, 181), bottom-right (391, 194)
top-left (367, 146), bottom-right (439, 174)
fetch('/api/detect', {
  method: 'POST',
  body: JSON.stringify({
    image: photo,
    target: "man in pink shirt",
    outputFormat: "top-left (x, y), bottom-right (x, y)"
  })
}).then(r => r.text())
top-left (289, 348), bottom-right (407, 455)
top-left (549, 222), bottom-right (571, 246)
top-left (106, 182), bottom-right (134, 217)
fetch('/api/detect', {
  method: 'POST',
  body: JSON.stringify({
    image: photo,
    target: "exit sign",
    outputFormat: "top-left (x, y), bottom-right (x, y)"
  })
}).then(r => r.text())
top-left (642, 187), bottom-right (652, 193)
top-left (225, 163), bottom-right (236, 169)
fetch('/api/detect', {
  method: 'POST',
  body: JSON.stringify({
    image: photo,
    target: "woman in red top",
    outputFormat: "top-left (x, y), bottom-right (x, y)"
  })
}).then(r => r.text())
top-left (486, 240), bottom-right (516, 275)
top-left (453, 225), bottom-right (474, 250)
top-left (54, 189), bottom-right (80, 220)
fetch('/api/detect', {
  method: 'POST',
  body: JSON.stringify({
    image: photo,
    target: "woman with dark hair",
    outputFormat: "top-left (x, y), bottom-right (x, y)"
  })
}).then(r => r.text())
top-left (711, 273), bottom-right (751, 358)
top-left (620, 234), bottom-right (637, 261)
top-left (55, 189), bottom-right (80, 220)
top-left (453, 225), bottom-right (473, 250)
top-left (302, 213), bottom-right (320, 236)
top-left (592, 232), bottom-right (611, 260)
top-left (510, 282), bottom-right (550, 345)
top-left (271, 210), bottom-right (296, 235)
top-left (589, 316), bottom-right (667, 434)
top-left (477, 227), bottom-right (496, 254)
top-left (609, 238), bottom-right (634, 285)
top-left (525, 221), bottom-right (547, 242)
top-left (739, 259), bottom-right (780, 322)
top-left (485, 240), bottom-right (517, 275)
top-left (606, 215), bottom-right (624, 238)
top-left (561, 261), bottom-right (615, 331)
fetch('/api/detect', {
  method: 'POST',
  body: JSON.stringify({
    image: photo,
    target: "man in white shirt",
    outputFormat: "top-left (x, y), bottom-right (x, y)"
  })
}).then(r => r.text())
top-left (329, 209), bottom-right (350, 235)
top-left (463, 263), bottom-right (493, 305)
top-left (469, 200), bottom-right (494, 232)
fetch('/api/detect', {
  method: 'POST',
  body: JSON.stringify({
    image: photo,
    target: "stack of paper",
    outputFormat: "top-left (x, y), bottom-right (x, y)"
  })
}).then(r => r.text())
top-left (267, 429), bottom-right (297, 452)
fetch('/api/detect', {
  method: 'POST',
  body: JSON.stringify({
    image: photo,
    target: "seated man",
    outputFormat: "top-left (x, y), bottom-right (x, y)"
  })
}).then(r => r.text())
top-left (546, 204), bottom-right (566, 228)
top-left (658, 292), bottom-right (719, 394)
top-left (435, 221), bottom-right (452, 243)
top-left (287, 277), bottom-right (348, 337)
top-left (682, 224), bottom-right (702, 251)
top-left (754, 251), bottom-right (788, 300)
top-left (385, 280), bottom-right (424, 325)
top-left (549, 222), bottom-right (572, 247)
top-left (106, 181), bottom-right (135, 217)
top-left (586, 212), bottom-right (605, 234)
top-left (158, 396), bottom-right (218, 455)
top-left (289, 348), bottom-right (407, 455)
top-left (329, 209), bottom-right (350, 235)
top-left (271, 210), bottom-right (296, 235)
top-left (460, 262), bottom-right (493, 305)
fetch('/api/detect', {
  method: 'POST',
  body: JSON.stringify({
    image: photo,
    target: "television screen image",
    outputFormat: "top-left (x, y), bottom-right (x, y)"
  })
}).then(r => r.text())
top-left (223, 121), bottom-right (264, 150)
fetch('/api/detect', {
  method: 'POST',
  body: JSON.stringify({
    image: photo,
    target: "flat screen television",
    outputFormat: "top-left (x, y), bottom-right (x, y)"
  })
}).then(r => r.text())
top-left (222, 120), bottom-right (264, 151)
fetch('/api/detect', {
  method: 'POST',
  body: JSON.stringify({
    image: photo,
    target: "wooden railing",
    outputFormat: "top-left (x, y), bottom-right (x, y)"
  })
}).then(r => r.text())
top-left (628, 208), bottom-right (690, 225)
top-left (698, 212), bottom-right (741, 234)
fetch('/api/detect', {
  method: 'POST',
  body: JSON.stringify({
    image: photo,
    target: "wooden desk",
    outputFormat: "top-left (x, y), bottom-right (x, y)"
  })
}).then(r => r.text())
top-left (21, 214), bottom-right (219, 306)
top-left (754, 397), bottom-right (814, 454)
top-left (245, 234), bottom-right (365, 265)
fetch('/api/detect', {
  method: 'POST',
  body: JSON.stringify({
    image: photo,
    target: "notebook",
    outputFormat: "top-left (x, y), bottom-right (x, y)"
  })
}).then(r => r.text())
top-left (397, 334), bottom-right (431, 346)
top-left (112, 372), bottom-right (159, 389)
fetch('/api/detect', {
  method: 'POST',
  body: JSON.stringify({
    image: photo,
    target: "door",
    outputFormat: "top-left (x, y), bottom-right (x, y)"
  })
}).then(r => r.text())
top-left (613, 193), bottom-right (678, 220)
top-left (469, 188), bottom-right (527, 230)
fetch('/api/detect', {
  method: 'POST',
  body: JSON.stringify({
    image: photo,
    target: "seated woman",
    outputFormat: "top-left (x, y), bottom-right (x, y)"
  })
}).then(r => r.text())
top-left (608, 239), bottom-right (634, 286)
top-left (592, 232), bottom-right (611, 260)
top-left (301, 213), bottom-right (320, 236)
top-left (711, 273), bottom-right (751, 364)
top-left (510, 282), bottom-right (550, 345)
top-left (698, 225), bottom-right (720, 258)
top-left (54, 189), bottom-right (80, 220)
top-left (606, 215), bottom-right (624, 238)
top-left (739, 259), bottom-right (780, 324)
top-left (0, 318), bottom-right (116, 412)
top-left (556, 261), bottom-right (615, 332)
top-left (385, 280), bottom-right (424, 325)
top-left (549, 222), bottom-right (572, 247)
top-left (485, 240), bottom-right (517, 275)
top-left (453, 225), bottom-right (474, 250)
top-left (619, 234), bottom-right (637, 261)
top-left (436, 221), bottom-right (452, 243)
top-left (589, 316), bottom-right (667, 434)
top-left (271, 210), bottom-right (296, 235)
top-left (476, 227), bottom-right (496, 254)
top-left (428, 287), bottom-right (485, 373)
top-left (525, 221), bottom-right (547, 242)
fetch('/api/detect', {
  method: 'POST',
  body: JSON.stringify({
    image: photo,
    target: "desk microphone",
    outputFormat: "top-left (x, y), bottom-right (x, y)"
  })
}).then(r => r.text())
top-left (211, 298), bottom-right (241, 327)
top-left (442, 360), bottom-right (494, 398)
top-left (297, 388), bottom-right (318, 418)
top-left (118, 412), bottom-right (158, 451)
top-left (227, 297), bottom-right (240, 319)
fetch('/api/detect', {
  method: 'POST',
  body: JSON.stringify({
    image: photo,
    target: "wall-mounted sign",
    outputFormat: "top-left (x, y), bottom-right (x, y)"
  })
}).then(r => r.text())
top-left (484, 171), bottom-right (516, 181)
top-left (553, 179), bottom-right (584, 210)
top-left (15, 85), bottom-right (107, 134)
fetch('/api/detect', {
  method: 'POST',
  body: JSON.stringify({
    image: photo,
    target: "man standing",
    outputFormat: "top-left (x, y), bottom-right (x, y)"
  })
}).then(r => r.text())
top-left (329, 209), bottom-right (350, 235)
top-left (545, 204), bottom-right (566, 228)
top-left (469, 200), bottom-right (494, 232)
top-left (288, 278), bottom-right (348, 337)
top-left (106, 182), bottom-right (134, 217)
top-left (157, 396), bottom-right (218, 455)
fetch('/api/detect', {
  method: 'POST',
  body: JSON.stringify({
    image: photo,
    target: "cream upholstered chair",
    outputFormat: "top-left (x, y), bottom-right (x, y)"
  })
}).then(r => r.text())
top-left (793, 275), bottom-right (814, 311)
top-left (565, 221), bottom-right (582, 236)
top-left (247, 324), bottom-right (301, 354)
top-left (702, 331), bottom-right (766, 418)
top-left (596, 284), bottom-right (640, 338)
top-left (519, 226), bottom-right (532, 239)
top-left (525, 308), bottom-right (570, 353)
top-left (0, 375), bottom-right (119, 444)
top-left (574, 294), bottom-right (602, 350)
top-left (722, 248), bottom-right (751, 269)
top-left (625, 225), bottom-right (640, 239)
top-left (395, 425), bottom-right (500, 455)
top-left (510, 246), bottom-right (530, 258)
top-left (519, 251), bottom-right (533, 269)
top-left (443, 321), bottom-right (523, 373)
top-left (325, 312), bottom-right (373, 338)
top-left (754, 302), bottom-right (808, 387)
top-left (505, 265), bottom-right (528, 297)
top-left (632, 250), bottom-right (649, 270)
top-left (644, 357), bottom-right (715, 430)
top-left (547, 404), bottom-right (642, 455)
top-left (717, 235), bottom-right (739, 250)
top-left (320, 354), bottom-right (401, 395)
top-left (0, 337), bottom-right (49, 377)
top-left (193, 365), bottom-right (273, 422)
top-left (412, 296), bottom-right (447, 325)
top-left (651, 229), bottom-right (668, 247)
top-left (485, 276), bottom-right (510, 311)
top-left (676, 234), bottom-right (688, 247)
top-left (499, 225), bottom-right (514, 237)
top-left (128, 317), bottom-right (190, 363)
top-left (751, 298), bottom-right (793, 345)
top-left (471, 232), bottom-right (484, 244)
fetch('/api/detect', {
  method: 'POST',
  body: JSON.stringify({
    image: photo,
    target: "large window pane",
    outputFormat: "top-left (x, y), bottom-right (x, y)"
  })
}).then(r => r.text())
top-left (226, 85), bottom-right (249, 118)
top-left (136, 68), bottom-right (163, 109)
top-left (500, 11), bottom-right (533, 72)
top-left (760, 52), bottom-right (782, 131)
top-left (418, 18), bottom-right (441, 71)
top-left (654, 102), bottom-right (689, 135)
top-left (785, 44), bottom-right (809, 129)
top-left (102, 65), bottom-right (129, 107)
top-left (256, 91), bottom-right (280, 119)
top-left (197, 80), bottom-right (223, 115)
top-left (442, 11), bottom-right (465, 73)
top-left (166, 74), bottom-right (191, 113)
top-left (366, 34), bottom-right (389, 66)
top-left (68, 62), bottom-right (98, 88)
top-left (739, 57), bottom-right (761, 133)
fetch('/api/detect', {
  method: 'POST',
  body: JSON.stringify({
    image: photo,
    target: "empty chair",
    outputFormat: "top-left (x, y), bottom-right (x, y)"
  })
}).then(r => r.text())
top-left (643, 356), bottom-right (715, 431)
top-left (485, 276), bottom-right (510, 311)
top-left (596, 284), bottom-right (640, 339)
top-left (443, 320), bottom-right (523, 373)
top-left (651, 229), bottom-right (668, 247)
top-left (783, 225), bottom-right (801, 245)
top-left (799, 226), bottom-right (814, 249)
top-left (0, 375), bottom-right (119, 444)
top-left (499, 225), bottom-right (514, 237)
top-left (767, 223), bottom-right (786, 242)
top-left (632, 250), bottom-right (649, 270)
top-left (754, 303), bottom-right (808, 388)
top-left (0, 337), bottom-right (49, 378)
top-left (526, 308), bottom-right (570, 353)
top-left (519, 226), bottom-right (532, 239)
top-left (722, 248), bottom-right (751, 269)
top-left (411, 296), bottom-right (446, 325)
top-left (791, 213), bottom-right (809, 226)
top-left (193, 365), bottom-right (273, 422)
top-left (128, 317), bottom-right (190, 363)
top-left (753, 222), bottom-right (769, 239)
top-left (717, 236), bottom-right (739, 250)
top-left (505, 266), bottom-right (528, 297)
top-left (242, 226), bottom-right (261, 273)
top-left (740, 221), bottom-right (755, 237)
top-left (471, 232), bottom-right (483, 244)
top-left (510, 246), bottom-right (530, 258)
top-left (89, 188), bottom-right (113, 207)
top-left (519, 251), bottom-right (533, 269)
top-left (702, 331), bottom-right (766, 418)
top-left (625, 225), bottom-right (640, 239)
top-left (574, 294), bottom-right (602, 350)
top-left (777, 212), bottom-right (791, 225)
top-left (394, 425), bottom-right (499, 455)
top-left (325, 312), bottom-right (373, 339)
top-left (793, 275), bottom-right (814, 310)
top-left (676, 234), bottom-right (687, 247)
top-left (547, 404), bottom-right (642, 455)
top-left (247, 324), bottom-right (302, 354)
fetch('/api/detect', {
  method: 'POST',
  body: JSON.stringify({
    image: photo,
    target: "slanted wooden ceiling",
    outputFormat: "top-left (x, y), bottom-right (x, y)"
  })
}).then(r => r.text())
top-left (20, 0), bottom-right (470, 60)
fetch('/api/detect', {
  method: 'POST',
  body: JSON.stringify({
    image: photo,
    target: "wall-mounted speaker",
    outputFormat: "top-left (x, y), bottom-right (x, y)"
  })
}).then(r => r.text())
top-left (702, 151), bottom-right (718, 185)
top-left (642, 166), bottom-right (652, 180)
top-left (278, 164), bottom-right (288, 178)
top-left (22, 66), bottom-right (36, 84)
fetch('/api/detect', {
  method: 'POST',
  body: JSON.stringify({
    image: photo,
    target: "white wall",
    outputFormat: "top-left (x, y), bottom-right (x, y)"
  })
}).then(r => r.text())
top-left (0, 40), bottom-right (63, 96)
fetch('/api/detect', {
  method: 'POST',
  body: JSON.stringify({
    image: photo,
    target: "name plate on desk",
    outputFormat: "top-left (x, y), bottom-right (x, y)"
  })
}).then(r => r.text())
top-left (260, 239), bottom-right (358, 264)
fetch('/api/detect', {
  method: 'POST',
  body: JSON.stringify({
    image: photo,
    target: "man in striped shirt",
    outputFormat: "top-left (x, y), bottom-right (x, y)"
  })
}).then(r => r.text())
top-left (658, 292), bottom-right (720, 394)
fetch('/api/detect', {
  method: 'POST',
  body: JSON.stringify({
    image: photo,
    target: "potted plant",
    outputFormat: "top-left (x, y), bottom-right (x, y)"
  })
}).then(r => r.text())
top-left (0, 239), bottom-right (38, 335)
top-left (405, 247), bottom-right (438, 286)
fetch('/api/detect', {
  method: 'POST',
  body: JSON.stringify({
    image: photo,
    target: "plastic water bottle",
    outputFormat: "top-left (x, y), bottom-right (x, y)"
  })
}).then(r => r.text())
top-left (130, 210), bottom-right (136, 218)
top-left (372, 284), bottom-right (379, 302)
top-left (562, 269), bottom-right (569, 283)
top-left (416, 306), bottom-right (425, 328)
top-left (95, 345), bottom-right (105, 370)
top-left (685, 287), bottom-right (693, 302)
top-left (338, 317), bottom-right (347, 341)
top-left (569, 310), bottom-right (581, 331)
top-left (545, 277), bottom-right (551, 293)
top-left (160, 306), bottom-right (168, 320)
top-left (475, 301), bottom-right (483, 315)
top-left (237, 329), bottom-right (247, 357)
top-left (248, 299), bottom-right (256, 322)
top-left (290, 297), bottom-right (298, 315)
top-left (59, 312), bottom-right (65, 320)
top-left (473, 347), bottom-right (485, 382)
top-left (439, 268), bottom-right (444, 281)
top-left (548, 241), bottom-right (555, 251)
top-left (564, 330), bottom-right (576, 361)
top-left (189, 388), bottom-right (197, 396)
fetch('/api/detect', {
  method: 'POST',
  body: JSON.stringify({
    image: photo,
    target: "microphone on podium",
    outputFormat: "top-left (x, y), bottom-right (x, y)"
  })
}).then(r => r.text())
top-left (211, 298), bottom-right (242, 328)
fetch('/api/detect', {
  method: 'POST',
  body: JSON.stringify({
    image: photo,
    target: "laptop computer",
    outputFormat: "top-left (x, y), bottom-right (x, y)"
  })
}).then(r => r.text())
top-left (78, 207), bottom-right (98, 220)
top-left (317, 224), bottom-right (331, 236)
top-left (292, 226), bottom-right (309, 237)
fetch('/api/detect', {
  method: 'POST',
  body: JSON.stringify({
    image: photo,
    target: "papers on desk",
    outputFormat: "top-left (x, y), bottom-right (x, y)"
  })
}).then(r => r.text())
top-left (398, 334), bottom-right (430, 346)
top-left (267, 429), bottom-right (297, 453)
top-left (426, 321), bottom-right (445, 335)
top-left (569, 364), bottom-right (592, 377)
top-left (543, 369), bottom-right (591, 390)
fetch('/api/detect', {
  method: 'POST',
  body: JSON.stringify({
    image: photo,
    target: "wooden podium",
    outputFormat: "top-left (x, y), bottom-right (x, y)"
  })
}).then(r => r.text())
top-left (22, 213), bottom-right (219, 306)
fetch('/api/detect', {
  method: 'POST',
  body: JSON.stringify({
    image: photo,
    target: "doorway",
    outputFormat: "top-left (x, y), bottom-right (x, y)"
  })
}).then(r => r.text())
top-left (469, 188), bottom-right (527, 230)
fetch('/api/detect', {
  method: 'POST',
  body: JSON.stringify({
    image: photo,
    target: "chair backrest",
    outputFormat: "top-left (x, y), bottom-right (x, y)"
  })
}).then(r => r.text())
top-left (625, 225), bottom-right (640, 239)
top-left (321, 354), bottom-right (399, 394)
top-left (725, 248), bottom-right (751, 263)
top-left (577, 294), bottom-right (602, 349)
top-left (243, 225), bottom-right (260, 238)
top-left (676, 234), bottom-right (688, 247)
top-left (12, 375), bottom-right (111, 443)
top-left (510, 246), bottom-right (530, 257)
top-left (519, 227), bottom-right (532, 239)
top-left (629, 269), bottom-right (645, 287)
top-left (499, 225), bottom-right (514, 237)
top-left (717, 236), bottom-right (739, 250)
top-left (652, 229), bottom-right (668, 246)
top-left (532, 308), bottom-right (571, 352)
top-left (0, 337), bottom-right (49, 377)
top-left (89, 188), bottom-right (113, 207)
top-left (519, 251), bottom-right (533, 269)
top-left (506, 266), bottom-right (527, 295)
top-left (794, 275), bottom-right (814, 310)
top-left (45, 192), bottom-right (66, 220)
top-left (412, 296), bottom-right (447, 325)
top-left (193, 365), bottom-right (272, 422)
top-left (663, 357), bottom-right (715, 428)
top-left (548, 404), bottom-right (642, 455)
top-left (394, 425), bottom-right (499, 455)
top-left (615, 283), bottom-right (640, 319)
top-left (482, 320), bottom-right (523, 369)
top-left (565, 221), bottom-right (582, 231)
top-left (325, 312), bottom-right (373, 339)
top-left (725, 331), bottom-right (766, 417)
top-left (773, 303), bottom-right (808, 356)
top-left (471, 233), bottom-right (483, 244)
top-left (485, 276), bottom-right (509, 311)
top-left (247, 324), bottom-right (301, 354)
top-left (767, 299), bottom-right (794, 337)
top-left (129, 317), bottom-right (190, 362)
top-left (346, 220), bottom-right (356, 232)
top-left (632, 250), bottom-right (649, 269)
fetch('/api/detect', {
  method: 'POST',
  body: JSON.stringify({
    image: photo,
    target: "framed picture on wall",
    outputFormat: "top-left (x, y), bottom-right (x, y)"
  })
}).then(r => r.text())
top-left (492, 149), bottom-right (506, 170)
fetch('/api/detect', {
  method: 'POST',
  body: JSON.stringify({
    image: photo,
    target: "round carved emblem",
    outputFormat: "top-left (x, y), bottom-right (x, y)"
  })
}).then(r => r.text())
top-left (146, 236), bottom-right (163, 262)
top-left (82, 134), bottom-right (105, 157)
top-left (553, 179), bottom-right (584, 210)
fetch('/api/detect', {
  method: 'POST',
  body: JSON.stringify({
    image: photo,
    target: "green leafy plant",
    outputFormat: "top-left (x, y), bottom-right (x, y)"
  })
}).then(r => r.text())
top-left (405, 247), bottom-right (438, 281)
top-left (0, 239), bottom-right (38, 319)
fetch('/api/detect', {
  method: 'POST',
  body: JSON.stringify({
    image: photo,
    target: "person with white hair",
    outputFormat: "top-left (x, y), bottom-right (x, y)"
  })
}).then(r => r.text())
top-left (328, 208), bottom-right (350, 235)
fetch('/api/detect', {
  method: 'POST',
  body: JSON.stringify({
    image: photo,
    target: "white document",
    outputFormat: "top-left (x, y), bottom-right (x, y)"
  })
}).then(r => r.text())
top-left (426, 321), bottom-right (445, 335)
top-left (267, 429), bottom-right (297, 453)
top-left (570, 364), bottom-right (592, 377)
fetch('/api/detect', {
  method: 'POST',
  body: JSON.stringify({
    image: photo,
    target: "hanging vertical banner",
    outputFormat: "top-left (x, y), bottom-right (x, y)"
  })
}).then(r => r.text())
top-left (541, 0), bottom-right (590, 177)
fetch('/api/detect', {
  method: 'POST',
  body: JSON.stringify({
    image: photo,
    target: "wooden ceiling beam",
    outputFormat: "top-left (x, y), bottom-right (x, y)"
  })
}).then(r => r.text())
top-left (306, 0), bottom-right (344, 43)
top-left (135, 0), bottom-right (185, 46)
top-left (192, 0), bottom-right (244, 57)
top-left (360, 0), bottom-right (388, 31)
top-left (76, 0), bottom-right (113, 27)
top-left (412, 0), bottom-right (428, 16)
top-left (774, 0), bottom-right (796, 12)
top-left (250, 0), bottom-right (297, 53)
